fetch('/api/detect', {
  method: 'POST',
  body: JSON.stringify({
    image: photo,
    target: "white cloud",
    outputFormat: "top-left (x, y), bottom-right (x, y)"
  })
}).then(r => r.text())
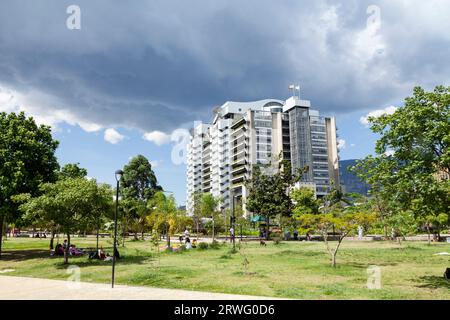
top-left (150, 160), bottom-right (162, 168)
top-left (360, 106), bottom-right (398, 126)
top-left (104, 128), bottom-right (125, 144)
top-left (350, 143), bottom-right (356, 148)
top-left (0, 85), bottom-right (103, 132)
top-left (338, 138), bottom-right (346, 150)
top-left (143, 131), bottom-right (171, 146)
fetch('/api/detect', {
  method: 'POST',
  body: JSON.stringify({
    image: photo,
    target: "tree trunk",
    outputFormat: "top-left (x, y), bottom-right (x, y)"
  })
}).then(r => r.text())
top-left (331, 252), bottom-right (337, 268)
top-left (96, 228), bottom-right (99, 252)
top-left (212, 218), bottom-right (215, 242)
top-left (49, 230), bottom-right (55, 250)
top-left (426, 225), bottom-right (431, 245)
top-left (0, 215), bottom-right (5, 259)
top-left (64, 233), bottom-right (71, 264)
top-left (166, 225), bottom-right (171, 247)
top-left (265, 216), bottom-right (269, 240)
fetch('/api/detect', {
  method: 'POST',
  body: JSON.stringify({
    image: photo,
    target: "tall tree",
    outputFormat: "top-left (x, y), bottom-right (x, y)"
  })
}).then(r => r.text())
top-left (245, 160), bottom-right (306, 239)
top-left (0, 112), bottom-right (59, 258)
top-left (352, 86), bottom-right (450, 243)
top-left (291, 187), bottom-right (320, 215)
top-left (147, 191), bottom-right (178, 247)
top-left (121, 155), bottom-right (162, 201)
top-left (120, 155), bottom-right (162, 240)
top-left (199, 193), bottom-right (220, 241)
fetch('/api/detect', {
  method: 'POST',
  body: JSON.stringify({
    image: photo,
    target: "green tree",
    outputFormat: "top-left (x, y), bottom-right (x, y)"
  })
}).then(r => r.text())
top-left (119, 198), bottom-right (138, 244)
top-left (0, 112), bottom-right (59, 258)
top-left (59, 163), bottom-right (88, 180)
top-left (121, 155), bottom-right (162, 201)
top-left (147, 191), bottom-right (178, 247)
top-left (295, 205), bottom-right (376, 267)
top-left (20, 178), bottom-right (113, 263)
top-left (352, 86), bottom-right (450, 243)
top-left (120, 155), bottom-right (162, 241)
top-left (291, 187), bottom-right (319, 215)
top-left (245, 160), bottom-right (306, 239)
top-left (199, 193), bottom-right (220, 241)
top-left (385, 210), bottom-right (418, 245)
top-left (191, 191), bottom-right (203, 239)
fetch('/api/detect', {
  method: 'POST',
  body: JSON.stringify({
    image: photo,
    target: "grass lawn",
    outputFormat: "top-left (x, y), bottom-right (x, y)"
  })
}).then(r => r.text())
top-left (0, 237), bottom-right (449, 299)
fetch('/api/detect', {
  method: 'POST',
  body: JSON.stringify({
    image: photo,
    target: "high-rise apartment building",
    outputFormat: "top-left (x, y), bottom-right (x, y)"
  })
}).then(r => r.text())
top-left (186, 95), bottom-right (340, 216)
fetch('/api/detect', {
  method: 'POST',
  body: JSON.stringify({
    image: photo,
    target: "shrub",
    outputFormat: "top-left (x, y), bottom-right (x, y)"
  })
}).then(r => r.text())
top-left (210, 240), bottom-right (220, 249)
top-left (198, 242), bottom-right (209, 250)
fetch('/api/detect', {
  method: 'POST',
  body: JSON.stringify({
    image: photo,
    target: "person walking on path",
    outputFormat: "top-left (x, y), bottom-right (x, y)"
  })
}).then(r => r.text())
top-left (230, 227), bottom-right (235, 243)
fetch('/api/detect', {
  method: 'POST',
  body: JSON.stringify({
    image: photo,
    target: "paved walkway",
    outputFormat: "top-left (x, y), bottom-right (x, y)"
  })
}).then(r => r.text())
top-left (0, 276), bottom-right (277, 300)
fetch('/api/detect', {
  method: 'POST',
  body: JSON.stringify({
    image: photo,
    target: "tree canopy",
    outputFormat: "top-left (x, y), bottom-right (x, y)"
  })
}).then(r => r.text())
top-left (59, 163), bottom-right (88, 180)
top-left (121, 155), bottom-right (162, 201)
top-left (351, 86), bottom-right (450, 242)
top-left (0, 112), bottom-right (59, 257)
top-left (19, 178), bottom-right (113, 263)
top-left (245, 160), bottom-right (306, 224)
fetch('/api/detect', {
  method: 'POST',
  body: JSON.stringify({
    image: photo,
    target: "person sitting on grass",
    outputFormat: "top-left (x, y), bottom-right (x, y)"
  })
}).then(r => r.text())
top-left (185, 237), bottom-right (192, 249)
top-left (98, 247), bottom-right (106, 260)
top-left (52, 243), bottom-right (64, 256)
top-left (192, 239), bottom-right (197, 248)
top-left (69, 244), bottom-right (84, 256)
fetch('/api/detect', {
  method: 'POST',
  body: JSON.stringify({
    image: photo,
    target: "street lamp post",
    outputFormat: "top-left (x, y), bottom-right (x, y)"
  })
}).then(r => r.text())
top-left (231, 195), bottom-right (236, 251)
top-left (112, 169), bottom-right (123, 289)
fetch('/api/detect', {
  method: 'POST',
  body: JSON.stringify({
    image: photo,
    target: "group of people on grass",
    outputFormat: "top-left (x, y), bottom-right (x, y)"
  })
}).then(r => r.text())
top-left (52, 240), bottom-right (83, 257)
top-left (51, 239), bottom-right (119, 261)
top-left (88, 247), bottom-right (120, 261)
top-left (178, 229), bottom-right (197, 249)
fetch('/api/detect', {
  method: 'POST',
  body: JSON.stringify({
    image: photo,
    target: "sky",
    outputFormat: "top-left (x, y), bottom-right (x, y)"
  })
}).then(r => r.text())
top-left (0, 1), bottom-right (449, 206)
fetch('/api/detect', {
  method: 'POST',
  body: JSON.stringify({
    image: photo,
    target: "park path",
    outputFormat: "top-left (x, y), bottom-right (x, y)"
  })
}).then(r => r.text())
top-left (0, 275), bottom-right (278, 300)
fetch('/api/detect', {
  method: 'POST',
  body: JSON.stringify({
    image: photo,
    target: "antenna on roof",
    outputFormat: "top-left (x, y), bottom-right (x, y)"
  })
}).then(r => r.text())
top-left (288, 84), bottom-right (301, 99)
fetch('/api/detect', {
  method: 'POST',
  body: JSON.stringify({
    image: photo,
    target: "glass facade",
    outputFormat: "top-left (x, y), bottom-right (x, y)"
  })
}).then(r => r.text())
top-left (288, 107), bottom-right (312, 181)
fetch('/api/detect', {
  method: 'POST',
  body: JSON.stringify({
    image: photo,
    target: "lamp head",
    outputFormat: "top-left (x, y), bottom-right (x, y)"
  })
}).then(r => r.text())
top-left (115, 169), bottom-right (124, 182)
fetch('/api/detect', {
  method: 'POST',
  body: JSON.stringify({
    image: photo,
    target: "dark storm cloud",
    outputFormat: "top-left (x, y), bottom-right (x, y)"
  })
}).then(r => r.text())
top-left (0, 0), bottom-right (449, 132)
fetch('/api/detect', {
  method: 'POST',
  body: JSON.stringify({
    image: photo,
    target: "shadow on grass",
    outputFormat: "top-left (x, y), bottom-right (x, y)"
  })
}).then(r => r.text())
top-left (54, 255), bottom-right (151, 269)
top-left (415, 275), bottom-right (450, 289)
top-left (0, 249), bottom-right (50, 262)
top-left (347, 262), bottom-right (399, 268)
